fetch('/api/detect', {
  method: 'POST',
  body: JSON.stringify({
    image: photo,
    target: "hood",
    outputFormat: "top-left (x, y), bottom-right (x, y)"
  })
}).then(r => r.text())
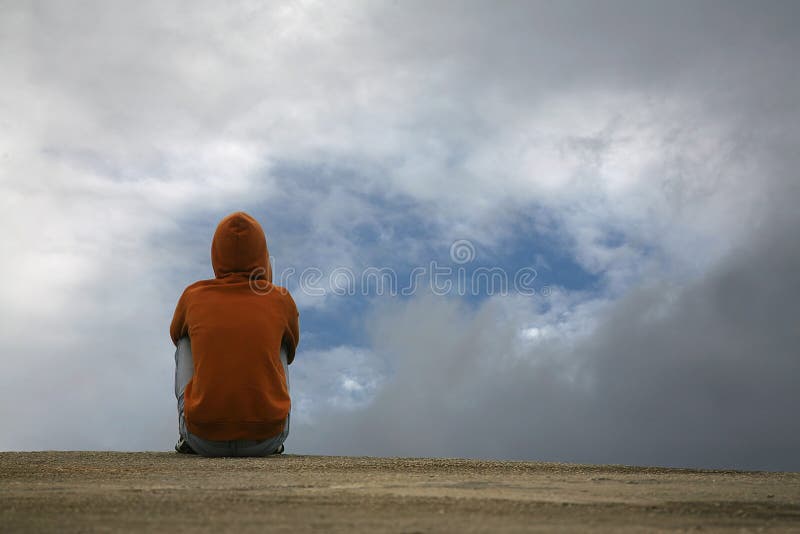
top-left (211, 211), bottom-right (272, 281)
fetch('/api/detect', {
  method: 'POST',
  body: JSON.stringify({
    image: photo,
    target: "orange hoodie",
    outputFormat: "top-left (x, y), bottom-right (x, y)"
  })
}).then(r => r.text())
top-left (170, 212), bottom-right (299, 441)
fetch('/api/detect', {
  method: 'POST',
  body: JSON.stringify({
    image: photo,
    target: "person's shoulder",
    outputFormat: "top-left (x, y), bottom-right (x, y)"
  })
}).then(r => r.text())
top-left (269, 284), bottom-right (298, 308)
top-left (268, 283), bottom-right (291, 296)
top-left (179, 278), bottom-right (217, 300)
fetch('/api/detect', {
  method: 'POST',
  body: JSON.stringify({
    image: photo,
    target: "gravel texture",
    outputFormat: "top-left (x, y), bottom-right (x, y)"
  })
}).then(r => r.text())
top-left (1, 452), bottom-right (799, 532)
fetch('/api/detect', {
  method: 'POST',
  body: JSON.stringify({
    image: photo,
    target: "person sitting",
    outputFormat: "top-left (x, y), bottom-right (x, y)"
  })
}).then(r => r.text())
top-left (170, 211), bottom-right (299, 457)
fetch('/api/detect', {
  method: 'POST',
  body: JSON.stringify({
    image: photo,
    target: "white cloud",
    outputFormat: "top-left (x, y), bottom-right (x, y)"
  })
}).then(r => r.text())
top-left (1, 1), bottom-right (798, 469)
top-left (291, 345), bottom-right (388, 421)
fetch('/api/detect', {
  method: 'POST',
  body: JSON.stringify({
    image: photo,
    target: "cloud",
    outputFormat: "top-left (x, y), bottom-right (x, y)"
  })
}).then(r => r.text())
top-left (291, 345), bottom-right (388, 419)
top-left (290, 199), bottom-right (800, 470)
top-left (0, 1), bottom-right (798, 470)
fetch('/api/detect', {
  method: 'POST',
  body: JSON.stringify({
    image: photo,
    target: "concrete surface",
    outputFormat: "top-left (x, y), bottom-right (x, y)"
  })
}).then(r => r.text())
top-left (1, 452), bottom-right (799, 532)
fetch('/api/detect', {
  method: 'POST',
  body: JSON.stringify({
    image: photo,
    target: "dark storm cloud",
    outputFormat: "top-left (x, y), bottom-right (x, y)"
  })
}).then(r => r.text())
top-left (365, 1), bottom-right (799, 95)
top-left (279, 2), bottom-right (800, 470)
top-left (291, 195), bottom-right (800, 470)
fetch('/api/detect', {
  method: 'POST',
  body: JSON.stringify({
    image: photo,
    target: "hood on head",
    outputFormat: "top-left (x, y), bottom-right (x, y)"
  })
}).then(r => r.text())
top-left (211, 211), bottom-right (272, 281)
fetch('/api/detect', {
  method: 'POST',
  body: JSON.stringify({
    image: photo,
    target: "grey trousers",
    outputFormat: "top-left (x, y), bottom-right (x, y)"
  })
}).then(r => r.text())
top-left (174, 337), bottom-right (290, 457)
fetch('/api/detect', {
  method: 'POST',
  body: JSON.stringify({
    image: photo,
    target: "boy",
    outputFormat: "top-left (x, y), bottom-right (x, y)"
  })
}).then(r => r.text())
top-left (170, 211), bottom-right (299, 456)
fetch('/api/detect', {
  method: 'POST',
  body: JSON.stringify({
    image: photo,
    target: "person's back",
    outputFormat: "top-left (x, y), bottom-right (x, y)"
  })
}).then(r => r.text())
top-left (170, 211), bottom-right (299, 456)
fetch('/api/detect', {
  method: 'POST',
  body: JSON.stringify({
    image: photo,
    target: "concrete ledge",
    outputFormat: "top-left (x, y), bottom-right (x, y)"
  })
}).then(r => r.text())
top-left (2, 452), bottom-right (799, 532)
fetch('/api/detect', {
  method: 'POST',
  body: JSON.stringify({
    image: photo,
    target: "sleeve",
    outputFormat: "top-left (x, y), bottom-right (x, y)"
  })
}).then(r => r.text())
top-left (169, 288), bottom-right (190, 346)
top-left (282, 290), bottom-right (300, 365)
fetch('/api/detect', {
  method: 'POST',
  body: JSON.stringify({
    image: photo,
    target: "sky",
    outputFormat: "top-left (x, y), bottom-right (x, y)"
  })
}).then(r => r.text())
top-left (1, 1), bottom-right (798, 471)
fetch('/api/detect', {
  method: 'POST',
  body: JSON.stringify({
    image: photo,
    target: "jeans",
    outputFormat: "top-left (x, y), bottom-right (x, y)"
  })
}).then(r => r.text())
top-left (174, 336), bottom-right (290, 456)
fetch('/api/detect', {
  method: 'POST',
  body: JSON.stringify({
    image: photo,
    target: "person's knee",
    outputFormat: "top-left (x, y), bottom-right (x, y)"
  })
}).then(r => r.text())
top-left (174, 337), bottom-right (194, 399)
